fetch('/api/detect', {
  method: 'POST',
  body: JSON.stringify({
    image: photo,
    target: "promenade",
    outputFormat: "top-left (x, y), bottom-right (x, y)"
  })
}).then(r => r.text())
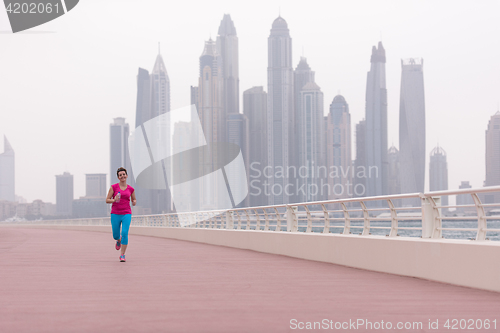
top-left (1, 227), bottom-right (499, 332)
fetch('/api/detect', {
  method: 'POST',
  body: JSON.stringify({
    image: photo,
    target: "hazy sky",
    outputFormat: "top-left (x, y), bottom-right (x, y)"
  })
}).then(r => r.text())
top-left (0, 0), bottom-right (499, 204)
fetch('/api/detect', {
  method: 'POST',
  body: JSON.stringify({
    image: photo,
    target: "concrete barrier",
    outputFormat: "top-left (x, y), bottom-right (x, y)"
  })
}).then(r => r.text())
top-left (3, 224), bottom-right (500, 293)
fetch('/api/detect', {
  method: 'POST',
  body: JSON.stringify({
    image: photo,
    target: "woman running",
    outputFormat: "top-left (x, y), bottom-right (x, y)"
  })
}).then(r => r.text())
top-left (106, 167), bottom-right (136, 262)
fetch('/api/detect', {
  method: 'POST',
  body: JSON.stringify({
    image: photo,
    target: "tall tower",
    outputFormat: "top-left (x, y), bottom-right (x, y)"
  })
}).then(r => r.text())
top-left (364, 42), bottom-right (388, 199)
top-left (484, 111), bottom-right (500, 203)
top-left (85, 174), bottom-right (107, 198)
top-left (0, 136), bottom-right (15, 202)
top-left (109, 117), bottom-right (130, 185)
top-left (267, 16), bottom-right (293, 205)
top-left (56, 172), bottom-right (73, 216)
top-left (217, 14), bottom-right (239, 115)
top-left (298, 82), bottom-right (324, 202)
top-left (429, 145), bottom-right (448, 210)
top-left (243, 86), bottom-right (268, 207)
top-left (133, 49), bottom-right (172, 214)
top-left (354, 120), bottom-right (366, 197)
top-left (387, 145), bottom-right (401, 195)
top-left (197, 38), bottom-right (225, 210)
top-left (326, 95), bottom-right (352, 200)
top-left (227, 113), bottom-right (249, 207)
top-left (399, 58), bottom-right (425, 205)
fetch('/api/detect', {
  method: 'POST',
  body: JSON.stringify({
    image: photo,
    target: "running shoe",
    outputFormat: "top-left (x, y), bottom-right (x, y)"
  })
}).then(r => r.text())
top-left (120, 255), bottom-right (126, 262)
top-left (115, 239), bottom-right (121, 250)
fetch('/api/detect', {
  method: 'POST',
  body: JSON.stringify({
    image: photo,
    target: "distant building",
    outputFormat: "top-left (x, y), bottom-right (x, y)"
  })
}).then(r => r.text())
top-left (243, 86), bottom-right (268, 207)
top-left (299, 81), bottom-right (324, 203)
top-left (364, 42), bottom-right (388, 199)
top-left (326, 95), bottom-right (351, 200)
top-left (73, 197), bottom-right (108, 219)
top-left (484, 111), bottom-right (500, 204)
top-left (399, 58), bottom-right (425, 207)
top-left (354, 120), bottom-right (366, 197)
top-left (86, 174), bottom-right (107, 198)
top-left (429, 146), bottom-right (449, 212)
top-left (56, 172), bottom-right (73, 216)
top-left (456, 181), bottom-right (474, 214)
top-left (217, 14), bottom-right (239, 115)
top-left (267, 16), bottom-right (294, 205)
top-left (226, 113), bottom-right (249, 207)
top-left (0, 136), bottom-right (15, 202)
top-left (110, 117), bottom-right (130, 185)
top-left (387, 146), bottom-right (401, 195)
top-left (172, 121), bottom-right (196, 213)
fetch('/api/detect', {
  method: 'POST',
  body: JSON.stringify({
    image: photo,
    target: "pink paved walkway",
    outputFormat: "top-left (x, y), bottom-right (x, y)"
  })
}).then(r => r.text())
top-left (0, 227), bottom-right (499, 333)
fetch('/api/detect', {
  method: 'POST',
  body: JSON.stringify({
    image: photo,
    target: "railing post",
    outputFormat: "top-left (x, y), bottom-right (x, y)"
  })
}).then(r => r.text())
top-left (321, 204), bottom-right (329, 234)
top-left (286, 205), bottom-right (298, 232)
top-left (387, 199), bottom-right (398, 237)
top-left (225, 211), bottom-right (234, 230)
top-left (360, 202), bottom-right (370, 236)
top-left (421, 196), bottom-right (441, 238)
top-left (471, 193), bottom-right (487, 241)
top-left (341, 203), bottom-right (351, 235)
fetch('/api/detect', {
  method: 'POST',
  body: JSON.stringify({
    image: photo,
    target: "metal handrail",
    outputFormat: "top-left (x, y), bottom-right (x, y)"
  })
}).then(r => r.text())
top-left (4, 186), bottom-right (500, 241)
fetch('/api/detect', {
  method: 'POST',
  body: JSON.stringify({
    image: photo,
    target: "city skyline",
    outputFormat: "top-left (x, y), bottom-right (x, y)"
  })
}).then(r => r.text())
top-left (0, 1), bottom-right (499, 204)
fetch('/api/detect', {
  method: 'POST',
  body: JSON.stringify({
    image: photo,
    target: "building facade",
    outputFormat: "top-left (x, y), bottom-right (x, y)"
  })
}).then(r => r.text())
top-left (267, 16), bottom-right (294, 205)
top-left (85, 173), bottom-right (107, 198)
top-left (399, 58), bottom-right (426, 206)
top-left (326, 95), bottom-right (352, 200)
top-left (0, 136), bottom-right (15, 202)
top-left (243, 86), bottom-right (268, 207)
top-left (217, 14), bottom-right (239, 115)
top-left (364, 42), bottom-right (388, 199)
top-left (56, 172), bottom-right (73, 216)
top-left (429, 145), bottom-right (448, 211)
top-left (484, 111), bottom-right (500, 204)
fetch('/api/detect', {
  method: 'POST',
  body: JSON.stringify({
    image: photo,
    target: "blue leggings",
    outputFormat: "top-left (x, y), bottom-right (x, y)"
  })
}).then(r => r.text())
top-left (111, 214), bottom-right (131, 245)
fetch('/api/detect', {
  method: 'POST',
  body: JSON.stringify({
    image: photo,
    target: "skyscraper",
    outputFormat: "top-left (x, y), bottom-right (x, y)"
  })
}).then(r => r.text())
top-left (364, 42), bottom-right (388, 199)
top-left (484, 111), bottom-right (500, 204)
top-left (243, 86), bottom-right (268, 207)
top-left (298, 82), bottom-right (324, 202)
top-left (197, 38), bottom-right (225, 210)
top-left (354, 120), bottom-right (366, 197)
top-left (0, 136), bottom-right (15, 202)
top-left (227, 113), bottom-right (249, 207)
top-left (387, 145), bottom-right (401, 195)
top-left (85, 174), bottom-right (107, 197)
top-left (326, 95), bottom-right (351, 200)
top-left (267, 16), bottom-right (293, 205)
top-left (56, 172), bottom-right (73, 216)
top-left (429, 145), bottom-right (448, 210)
top-left (110, 117), bottom-right (130, 185)
top-left (133, 50), bottom-right (172, 214)
top-left (217, 14), bottom-right (239, 115)
top-left (399, 58), bottom-right (425, 206)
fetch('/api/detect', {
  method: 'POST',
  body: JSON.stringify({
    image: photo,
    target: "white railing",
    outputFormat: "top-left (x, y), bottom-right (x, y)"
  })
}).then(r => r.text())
top-left (6, 186), bottom-right (500, 241)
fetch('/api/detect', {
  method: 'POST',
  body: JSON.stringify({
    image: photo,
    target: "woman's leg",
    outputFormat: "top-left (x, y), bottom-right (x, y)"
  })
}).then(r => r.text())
top-left (110, 214), bottom-right (121, 241)
top-left (120, 214), bottom-right (132, 255)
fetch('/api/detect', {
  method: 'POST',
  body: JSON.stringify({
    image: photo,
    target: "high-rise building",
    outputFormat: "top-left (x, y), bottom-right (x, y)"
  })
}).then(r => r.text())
top-left (133, 50), bottom-right (172, 214)
top-left (243, 86), bottom-right (268, 207)
top-left (354, 120), bottom-right (366, 197)
top-left (297, 82), bottom-right (324, 202)
top-left (456, 181), bottom-right (474, 214)
top-left (172, 121), bottom-right (197, 212)
top-left (85, 174), bottom-right (107, 197)
top-left (429, 145), bottom-right (449, 211)
top-left (399, 58), bottom-right (425, 206)
top-left (0, 136), bottom-right (15, 202)
top-left (197, 38), bottom-right (225, 210)
top-left (484, 111), bottom-right (500, 204)
top-left (56, 172), bottom-right (73, 216)
top-left (364, 42), bottom-right (388, 199)
top-left (110, 117), bottom-right (130, 185)
top-left (387, 145), bottom-right (401, 195)
top-left (217, 14), bottom-right (239, 115)
top-left (326, 95), bottom-right (351, 200)
top-left (227, 113), bottom-right (249, 207)
top-left (267, 16), bottom-right (294, 205)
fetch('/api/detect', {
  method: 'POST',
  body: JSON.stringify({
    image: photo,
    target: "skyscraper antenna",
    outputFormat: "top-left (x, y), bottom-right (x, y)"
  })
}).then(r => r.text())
top-left (279, 7), bottom-right (281, 17)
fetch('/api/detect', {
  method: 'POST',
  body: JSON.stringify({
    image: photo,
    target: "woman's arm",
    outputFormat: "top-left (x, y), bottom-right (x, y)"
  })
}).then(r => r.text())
top-left (105, 187), bottom-right (115, 204)
top-left (131, 191), bottom-right (137, 206)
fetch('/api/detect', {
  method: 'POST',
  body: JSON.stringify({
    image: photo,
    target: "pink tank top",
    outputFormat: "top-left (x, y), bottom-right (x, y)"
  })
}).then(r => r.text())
top-left (111, 183), bottom-right (134, 215)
